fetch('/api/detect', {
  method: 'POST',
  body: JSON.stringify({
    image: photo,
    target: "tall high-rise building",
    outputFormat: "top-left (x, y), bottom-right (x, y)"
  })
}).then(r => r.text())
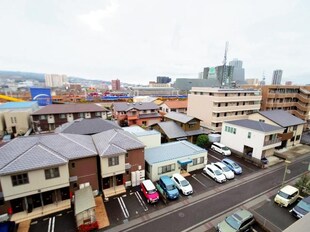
top-left (157, 76), bottom-right (171, 84)
top-left (229, 59), bottom-right (245, 82)
top-left (45, 74), bottom-right (67, 87)
top-left (202, 65), bottom-right (234, 86)
top-left (272, 70), bottom-right (283, 85)
top-left (111, 79), bottom-right (121, 91)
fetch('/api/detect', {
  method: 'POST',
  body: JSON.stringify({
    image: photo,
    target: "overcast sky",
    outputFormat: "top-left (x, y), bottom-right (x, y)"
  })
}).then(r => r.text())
top-left (0, 0), bottom-right (309, 85)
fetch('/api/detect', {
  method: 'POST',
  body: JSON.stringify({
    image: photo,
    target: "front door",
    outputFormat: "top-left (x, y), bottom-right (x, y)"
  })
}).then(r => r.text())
top-left (43, 191), bottom-right (53, 205)
top-left (11, 198), bottom-right (24, 213)
top-left (32, 194), bottom-right (42, 208)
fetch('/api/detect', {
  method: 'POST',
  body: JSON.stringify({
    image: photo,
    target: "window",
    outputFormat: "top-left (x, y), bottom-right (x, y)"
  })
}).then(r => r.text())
top-left (158, 164), bottom-right (175, 174)
top-left (296, 135), bottom-right (301, 140)
top-left (95, 112), bottom-right (101, 117)
top-left (248, 132), bottom-right (251, 139)
top-left (59, 114), bottom-right (66, 119)
top-left (11, 173), bottom-right (29, 186)
top-left (192, 157), bottom-right (204, 166)
top-left (71, 162), bottom-right (75, 168)
top-left (293, 125), bottom-right (298, 131)
top-left (290, 136), bottom-right (295, 142)
top-left (78, 113), bottom-right (84, 118)
top-left (108, 157), bottom-right (119, 166)
top-left (45, 168), bottom-right (60, 179)
top-left (40, 115), bottom-right (47, 120)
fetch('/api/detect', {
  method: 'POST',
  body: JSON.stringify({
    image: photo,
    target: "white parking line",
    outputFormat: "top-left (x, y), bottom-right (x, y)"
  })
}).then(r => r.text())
top-left (47, 216), bottom-right (55, 232)
top-left (51, 216), bottom-right (55, 232)
top-left (134, 191), bottom-right (148, 211)
top-left (191, 174), bottom-right (207, 188)
top-left (208, 154), bottom-right (222, 162)
top-left (117, 197), bottom-right (130, 218)
top-left (47, 218), bottom-right (51, 232)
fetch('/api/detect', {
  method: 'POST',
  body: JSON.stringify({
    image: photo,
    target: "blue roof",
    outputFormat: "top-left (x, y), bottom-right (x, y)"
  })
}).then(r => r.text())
top-left (145, 141), bottom-right (206, 164)
top-left (0, 101), bottom-right (38, 109)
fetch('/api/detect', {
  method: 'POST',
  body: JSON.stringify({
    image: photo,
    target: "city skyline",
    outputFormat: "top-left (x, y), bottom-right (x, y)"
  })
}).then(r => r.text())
top-left (0, 0), bottom-right (309, 85)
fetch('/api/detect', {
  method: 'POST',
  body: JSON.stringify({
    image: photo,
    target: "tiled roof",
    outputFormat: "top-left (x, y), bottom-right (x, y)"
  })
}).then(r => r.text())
top-left (0, 133), bottom-right (97, 175)
top-left (155, 121), bottom-right (187, 139)
top-left (162, 100), bottom-right (188, 109)
top-left (257, 110), bottom-right (305, 127)
top-left (225, 119), bottom-right (283, 132)
top-left (145, 141), bottom-right (206, 164)
top-left (55, 118), bottom-right (120, 135)
top-left (164, 112), bottom-right (196, 123)
top-left (31, 103), bottom-right (107, 115)
top-left (113, 102), bottom-right (159, 111)
top-left (139, 113), bottom-right (162, 119)
top-left (92, 129), bottom-right (145, 157)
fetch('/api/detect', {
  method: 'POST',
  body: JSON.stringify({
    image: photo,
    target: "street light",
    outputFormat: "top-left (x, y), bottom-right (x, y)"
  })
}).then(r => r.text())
top-left (281, 160), bottom-right (291, 187)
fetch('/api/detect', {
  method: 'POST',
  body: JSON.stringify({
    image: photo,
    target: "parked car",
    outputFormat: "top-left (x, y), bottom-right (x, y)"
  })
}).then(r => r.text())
top-left (213, 162), bottom-right (235, 180)
top-left (203, 164), bottom-right (226, 183)
top-left (217, 209), bottom-right (255, 232)
top-left (222, 158), bottom-right (242, 175)
top-left (211, 142), bottom-right (231, 156)
top-left (141, 179), bottom-right (159, 204)
top-left (274, 185), bottom-right (300, 207)
top-left (291, 196), bottom-right (310, 219)
top-left (171, 173), bottom-right (193, 196)
top-left (158, 175), bottom-right (179, 200)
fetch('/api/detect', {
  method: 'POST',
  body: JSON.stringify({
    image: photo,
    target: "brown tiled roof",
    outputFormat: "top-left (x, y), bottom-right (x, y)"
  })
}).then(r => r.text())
top-left (163, 100), bottom-right (188, 109)
top-left (32, 103), bottom-right (107, 115)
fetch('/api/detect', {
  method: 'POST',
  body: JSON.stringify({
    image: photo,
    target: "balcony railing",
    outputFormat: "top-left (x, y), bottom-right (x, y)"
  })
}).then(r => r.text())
top-left (278, 131), bottom-right (293, 141)
top-left (127, 115), bottom-right (139, 120)
top-left (263, 138), bottom-right (281, 146)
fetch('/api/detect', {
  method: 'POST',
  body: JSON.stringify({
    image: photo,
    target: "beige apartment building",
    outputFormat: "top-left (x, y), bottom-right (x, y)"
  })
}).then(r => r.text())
top-left (187, 87), bottom-right (262, 132)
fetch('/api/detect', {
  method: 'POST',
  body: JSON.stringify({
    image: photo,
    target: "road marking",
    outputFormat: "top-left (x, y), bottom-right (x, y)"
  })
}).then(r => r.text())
top-left (191, 174), bottom-right (207, 188)
top-left (208, 154), bottom-right (222, 162)
top-left (47, 216), bottom-right (55, 232)
top-left (134, 191), bottom-right (148, 212)
top-left (47, 218), bottom-right (51, 232)
top-left (51, 216), bottom-right (55, 232)
top-left (117, 197), bottom-right (130, 218)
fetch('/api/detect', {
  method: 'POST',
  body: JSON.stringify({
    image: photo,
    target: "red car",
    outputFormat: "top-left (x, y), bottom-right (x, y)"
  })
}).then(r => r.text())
top-left (141, 179), bottom-right (159, 203)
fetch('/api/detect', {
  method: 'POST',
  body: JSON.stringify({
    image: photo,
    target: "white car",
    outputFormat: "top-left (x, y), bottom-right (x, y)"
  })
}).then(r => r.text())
top-left (211, 142), bottom-right (231, 156)
top-left (203, 164), bottom-right (226, 183)
top-left (213, 162), bottom-right (234, 180)
top-left (171, 173), bottom-right (193, 195)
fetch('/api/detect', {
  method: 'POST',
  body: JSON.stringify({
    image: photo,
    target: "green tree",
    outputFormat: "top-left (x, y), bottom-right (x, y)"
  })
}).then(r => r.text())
top-left (295, 173), bottom-right (310, 195)
top-left (196, 134), bottom-right (209, 148)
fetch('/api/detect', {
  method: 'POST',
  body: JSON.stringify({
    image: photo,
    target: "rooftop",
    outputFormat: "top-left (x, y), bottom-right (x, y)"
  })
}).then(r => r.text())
top-left (164, 112), bottom-right (197, 124)
top-left (113, 102), bottom-right (159, 111)
top-left (258, 110), bottom-right (305, 127)
top-left (0, 101), bottom-right (38, 110)
top-left (225, 119), bottom-right (284, 133)
top-left (162, 100), bottom-right (188, 109)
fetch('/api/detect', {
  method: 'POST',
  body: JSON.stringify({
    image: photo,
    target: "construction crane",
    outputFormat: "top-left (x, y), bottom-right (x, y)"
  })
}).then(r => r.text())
top-left (0, 94), bottom-right (25, 102)
top-left (221, 41), bottom-right (229, 86)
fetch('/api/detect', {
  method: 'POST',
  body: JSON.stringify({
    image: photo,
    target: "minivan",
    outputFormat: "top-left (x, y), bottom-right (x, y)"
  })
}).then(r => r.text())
top-left (211, 142), bottom-right (231, 156)
top-left (141, 179), bottom-right (159, 204)
top-left (274, 185), bottom-right (299, 207)
top-left (158, 175), bottom-right (179, 200)
top-left (291, 196), bottom-right (310, 219)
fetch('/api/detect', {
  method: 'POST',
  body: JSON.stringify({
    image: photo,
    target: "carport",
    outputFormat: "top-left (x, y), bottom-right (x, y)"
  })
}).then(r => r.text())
top-left (74, 186), bottom-right (98, 231)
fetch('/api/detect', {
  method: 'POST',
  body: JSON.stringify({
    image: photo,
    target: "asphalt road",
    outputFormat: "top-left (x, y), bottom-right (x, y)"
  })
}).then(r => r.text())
top-left (104, 155), bottom-right (310, 232)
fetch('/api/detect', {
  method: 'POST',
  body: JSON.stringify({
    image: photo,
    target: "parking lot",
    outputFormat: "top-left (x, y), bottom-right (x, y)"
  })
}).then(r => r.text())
top-left (105, 150), bottom-right (262, 227)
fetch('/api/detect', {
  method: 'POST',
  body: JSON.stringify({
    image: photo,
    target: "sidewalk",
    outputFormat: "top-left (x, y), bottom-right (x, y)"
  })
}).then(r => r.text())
top-left (275, 144), bottom-right (310, 161)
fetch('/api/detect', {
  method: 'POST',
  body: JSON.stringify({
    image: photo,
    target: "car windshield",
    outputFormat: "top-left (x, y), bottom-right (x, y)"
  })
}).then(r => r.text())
top-left (225, 215), bottom-right (240, 230)
top-left (222, 146), bottom-right (229, 151)
top-left (180, 179), bottom-right (189, 187)
top-left (232, 162), bottom-right (240, 168)
top-left (297, 200), bottom-right (310, 212)
top-left (147, 189), bottom-right (157, 194)
top-left (167, 184), bottom-right (175, 191)
top-left (214, 170), bottom-right (222, 175)
top-left (278, 190), bottom-right (290, 199)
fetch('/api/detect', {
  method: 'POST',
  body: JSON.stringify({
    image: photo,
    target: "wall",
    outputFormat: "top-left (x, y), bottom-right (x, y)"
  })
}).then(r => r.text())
top-left (100, 154), bottom-right (125, 178)
top-left (137, 133), bottom-right (161, 148)
top-left (125, 149), bottom-right (145, 182)
top-left (1, 165), bottom-right (69, 201)
top-left (4, 110), bottom-right (31, 134)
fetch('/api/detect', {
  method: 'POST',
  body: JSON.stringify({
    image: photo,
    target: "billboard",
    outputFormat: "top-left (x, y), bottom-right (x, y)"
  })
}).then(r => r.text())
top-left (30, 87), bottom-right (52, 106)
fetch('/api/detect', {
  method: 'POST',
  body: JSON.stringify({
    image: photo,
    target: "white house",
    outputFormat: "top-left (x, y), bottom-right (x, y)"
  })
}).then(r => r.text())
top-left (123, 126), bottom-right (161, 148)
top-left (144, 140), bottom-right (208, 181)
top-left (221, 119), bottom-right (284, 163)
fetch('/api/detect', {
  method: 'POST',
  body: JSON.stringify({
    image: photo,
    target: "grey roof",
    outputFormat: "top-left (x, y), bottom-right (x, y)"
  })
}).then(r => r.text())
top-left (55, 118), bottom-right (121, 135)
top-left (165, 112), bottom-right (196, 123)
top-left (258, 110), bottom-right (305, 127)
top-left (0, 133), bottom-right (97, 175)
top-left (155, 121), bottom-right (187, 139)
top-left (185, 129), bottom-right (208, 136)
top-left (145, 141), bottom-right (206, 164)
top-left (74, 186), bottom-right (96, 216)
top-left (139, 113), bottom-right (161, 119)
top-left (113, 102), bottom-right (159, 111)
top-left (92, 129), bottom-right (145, 157)
top-left (173, 78), bottom-right (220, 91)
top-left (225, 119), bottom-right (283, 132)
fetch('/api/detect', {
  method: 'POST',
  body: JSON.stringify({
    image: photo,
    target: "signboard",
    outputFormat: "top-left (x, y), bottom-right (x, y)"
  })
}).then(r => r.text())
top-left (30, 87), bottom-right (52, 106)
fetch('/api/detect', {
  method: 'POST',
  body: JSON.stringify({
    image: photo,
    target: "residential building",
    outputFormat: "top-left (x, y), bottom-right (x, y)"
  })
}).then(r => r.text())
top-left (112, 102), bottom-right (162, 127)
top-left (0, 133), bottom-right (98, 223)
top-left (92, 129), bottom-right (145, 197)
top-left (229, 59), bottom-right (245, 82)
top-left (157, 76), bottom-right (171, 84)
top-left (187, 87), bottom-right (262, 132)
top-left (31, 103), bottom-right (109, 132)
top-left (150, 112), bottom-right (207, 143)
top-left (272, 70), bottom-right (283, 85)
top-left (45, 74), bottom-right (67, 88)
top-left (221, 119), bottom-right (284, 166)
top-left (159, 100), bottom-right (188, 114)
top-left (111, 79), bottom-right (121, 91)
top-left (248, 110), bottom-right (305, 148)
top-left (144, 141), bottom-right (208, 181)
top-left (123, 126), bottom-right (161, 148)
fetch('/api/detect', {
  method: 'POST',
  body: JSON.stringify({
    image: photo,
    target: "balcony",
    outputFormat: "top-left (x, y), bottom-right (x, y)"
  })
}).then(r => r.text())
top-left (277, 131), bottom-right (293, 141)
top-left (212, 114), bottom-right (248, 123)
top-left (265, 102), bottom-right (296, 108)
top-left (127, 114), bottom-right (139, 120)
top-left (213, 104), bottom-right (261, 113)
top-left (296, 101), bottom-right (310, 111)
top-left (263, 138), bottom-right (282, 146)
top-left (212, 95), bottom-right (262, 103)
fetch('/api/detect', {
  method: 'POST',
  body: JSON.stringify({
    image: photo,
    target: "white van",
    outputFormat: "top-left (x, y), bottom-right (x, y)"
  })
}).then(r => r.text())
top-left (211, 142), bottom-right (231, 156)
top-left (274, 185), bottom-right (300, 207)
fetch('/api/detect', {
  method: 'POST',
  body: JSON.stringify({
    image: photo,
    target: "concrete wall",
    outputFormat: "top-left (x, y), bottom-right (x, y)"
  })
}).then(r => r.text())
top-left (1, 164), bottom-right (69, 201)
top-left (101, 154), bottom-right (125, 178)
top-left (4, 110), bottom-right (31, 134)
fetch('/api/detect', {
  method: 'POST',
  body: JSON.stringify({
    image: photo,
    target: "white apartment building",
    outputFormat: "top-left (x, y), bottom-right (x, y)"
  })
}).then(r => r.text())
top-left (45, 74), bottom-right (68, 87)
top-left (187, 87), bottom-right (262, 132)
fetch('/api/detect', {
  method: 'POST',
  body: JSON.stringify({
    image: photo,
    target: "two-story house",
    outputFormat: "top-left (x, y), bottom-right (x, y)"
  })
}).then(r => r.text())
top-left (112, 102), bottom-right (162, 127)
top-left (159, 100), bottom-right (188, 114)
top-left (248, 110), bottom-right (305, 148)
top-left (221, 119), bottom-right (284, 166)
top-left (31, 103), bottom-right (109, 132)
